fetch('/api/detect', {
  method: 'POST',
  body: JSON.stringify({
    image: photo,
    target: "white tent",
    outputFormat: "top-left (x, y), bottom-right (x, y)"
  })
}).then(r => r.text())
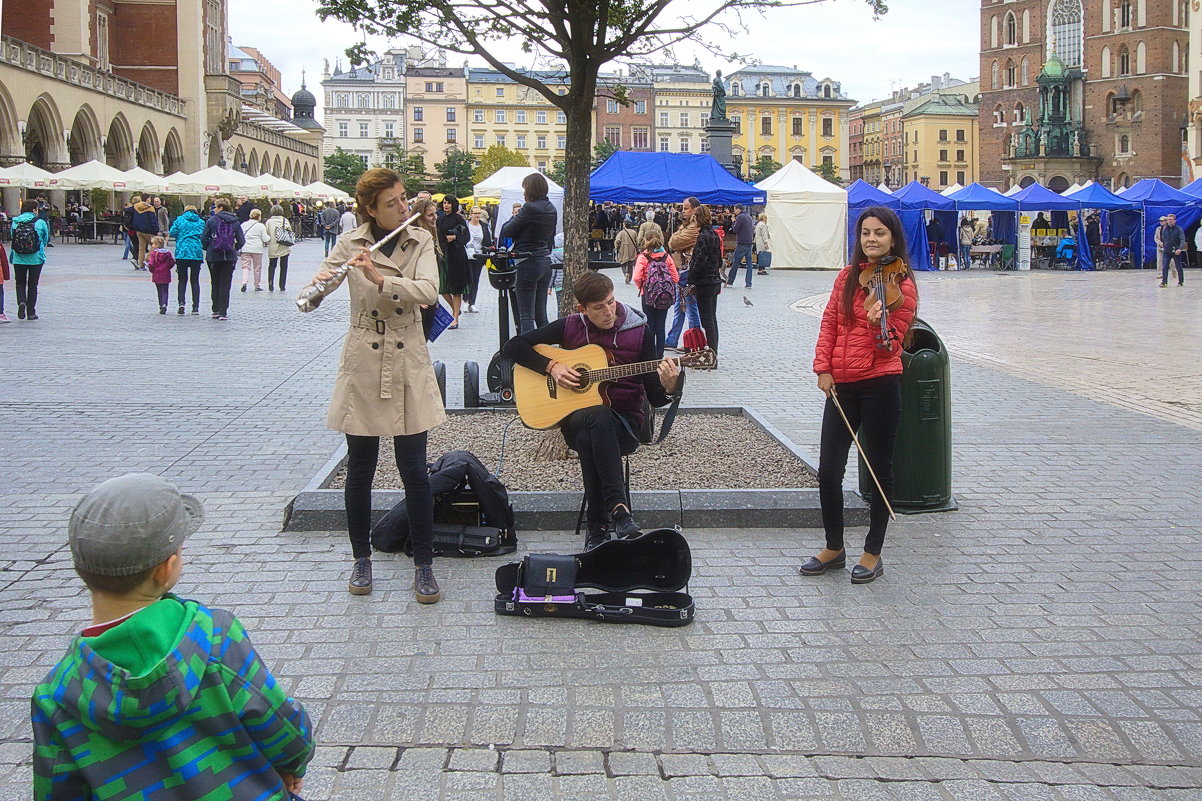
top-left (303, 181), bottom-right (351, 202)
top-left (121, 166), bottom-right (168, 193)
top-left (941, 183), bottom-right (964, 196)
top-left (53, 160), bottom-right (132, 190)
top-left (876, 182), bottom-right (892, 194)
top-left (254, 173), bottom-right (306, 198)
top-left (0, 162), bottom-right (58, 189)
top-left (475, 167), bottom-right (564, 236)
top-left (754, 160), bottom-right (846, 270)
top-left (1063, 182), bottom-right (1082, 195)
top-left (166, 166), bottom-right (262, 195)
top-left (1003, 185), bottom-right (1023, 196)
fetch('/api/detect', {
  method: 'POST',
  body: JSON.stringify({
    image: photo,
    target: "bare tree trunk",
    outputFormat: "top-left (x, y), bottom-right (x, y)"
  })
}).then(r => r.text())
top-left (528, 429), bottom-right (572, 462)
top-left (558, 88), bottom-right (597, 317)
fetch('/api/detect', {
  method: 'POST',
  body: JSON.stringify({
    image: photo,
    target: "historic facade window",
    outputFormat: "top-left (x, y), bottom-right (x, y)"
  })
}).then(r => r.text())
top-left (413, 107), bottom-right (423, 121)
top-left (1005, 12), bottom-right (1017, 45)
top-left (822, 118), bottom-right (833, 137)
top-left (516, 110), bottom-right (526, 123)
top-left (793, 118), bottom-right (804, 136)
top-left (632, 128), bottom-right (649, 149)
top-left (1049, 0), bottom-right (1083, 66)
top-left (473, 109), bottom-right (484, 123)
top-left (537, 110), bottom-right (548, 124)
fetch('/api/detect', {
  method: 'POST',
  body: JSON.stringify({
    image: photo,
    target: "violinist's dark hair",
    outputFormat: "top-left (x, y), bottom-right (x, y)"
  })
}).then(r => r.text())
top-left (842, 206), bottom-right (919, 331)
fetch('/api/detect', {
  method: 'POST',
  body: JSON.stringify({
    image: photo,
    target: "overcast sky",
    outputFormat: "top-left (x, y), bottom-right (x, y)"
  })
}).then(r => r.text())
top-left (229, 0), bottom-right (980, 116)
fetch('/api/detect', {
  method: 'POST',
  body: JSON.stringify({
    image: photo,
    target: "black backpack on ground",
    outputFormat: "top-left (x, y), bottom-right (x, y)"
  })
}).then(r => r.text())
top-left (11, 220), bottom-right (40, 255)
top-left (370, 450), bottom-right (516, 557)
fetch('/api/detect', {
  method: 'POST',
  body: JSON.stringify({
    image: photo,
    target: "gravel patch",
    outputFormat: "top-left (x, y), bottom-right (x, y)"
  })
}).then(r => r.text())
top-left (328, 411), bottom-right (818, 492)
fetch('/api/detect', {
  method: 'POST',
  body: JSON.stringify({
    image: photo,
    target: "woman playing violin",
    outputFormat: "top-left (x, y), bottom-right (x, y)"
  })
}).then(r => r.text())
top-left (802, 206), bottom-right (918, 584)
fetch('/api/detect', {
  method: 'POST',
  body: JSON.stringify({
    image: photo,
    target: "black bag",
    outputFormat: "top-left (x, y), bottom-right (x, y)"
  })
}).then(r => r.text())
top-left (370, 450), bottom-right (516, 557)
top-left (494, 529), bottom-right (694, 627)
top-left (11, 220), bottom-right (40, 255)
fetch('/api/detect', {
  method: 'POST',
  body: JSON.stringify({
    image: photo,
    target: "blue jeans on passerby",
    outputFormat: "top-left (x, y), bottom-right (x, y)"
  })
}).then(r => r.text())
top-left (122, 231), bottom-right (134, 260)
top-left (323, 228), bottom-right (338, 256)
top-left (727, 243), bottom-right (754, 286)
top-left (757, 250), bottom-right (772, 271)
top-left (1161, 251), bottom-right (1184, 285)
top-left (514, 255), bottom-right (552, 334)
top-left (665, 274), bottom-right (702, 348)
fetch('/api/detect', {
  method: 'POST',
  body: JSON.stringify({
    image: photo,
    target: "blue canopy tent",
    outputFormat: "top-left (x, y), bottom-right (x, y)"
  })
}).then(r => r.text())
top-left (948, 184), bottom-right (1019, 265)
top-left (1110, 180), bottom-right (1201, 266)
top-left (1065, 183), bottom-right (1140, 267)
top-left (1011, 183), bottom-right (1090, 269)
top-left (893, 181), bottom-right (955, 271)
top-left (588, 152), bottom-right (766, 205)
top-left (845, 180), bottom-right (902, 263)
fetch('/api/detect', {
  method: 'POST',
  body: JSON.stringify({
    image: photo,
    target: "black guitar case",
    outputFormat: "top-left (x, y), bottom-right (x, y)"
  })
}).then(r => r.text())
top-left (493, 528), bottom-right (694, 627)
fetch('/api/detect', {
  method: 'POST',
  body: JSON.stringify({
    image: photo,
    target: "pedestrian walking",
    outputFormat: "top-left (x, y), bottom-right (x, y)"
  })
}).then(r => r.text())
top-left (239, 209), bottom-right (269, 292)
top-left (119, 200), bottom-right (136, 264)
top-left (754, 212), bottom-right (771, 275)
top-left (200, 197), bottom-right (244, 320)
top-left (802, 206), bottom-right (918, 585)
top-left (632, 228), bottom-right (679, 359)
top-left (614, 219), bottom-right (640, 284)
top-left (153, 196), bottom-right (170, 240)
top-left (235, 195), bottom-right (254, 223)
top-left (304, 168), bottom-right (447, 601)
top-left (726, 205), bottom-right (756, 288)
top-left (463, 205), bottom-right (493, 313)
top-left (437, 196), bottom-right (470, 328)
top-left (1160, 213), bottom-right (1185, 287)
top-left (500, 173), bottom-right (557, 334)
top-left (684, 203), bottom-right (723, 359)
top-left (170, 205), bottom-right (206, 315)
top-left (320, 203), bottom-right (340, 255)
top-left (0, 240), bottom-right (10, 322)
top-left (1154, 215), bottom-right (1166, 272)
top-left (9, 199), bottom-right (50, 320)
top-left (665, 197), bottom-right (704, 351)
top-left (145, 236), bottom-right (175, 314)
top-left (339, 204), bottom-right (357, 236)
top-left (130, 195), bottom-right (159, 271)
top-left (265, 205), bottom-right (294, 292)
top-left (957, 216), bottom-right (975, 269)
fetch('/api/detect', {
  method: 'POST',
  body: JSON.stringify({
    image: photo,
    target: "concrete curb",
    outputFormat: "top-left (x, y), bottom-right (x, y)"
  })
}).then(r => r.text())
top-left (283, 407), bottom-right (867, 532)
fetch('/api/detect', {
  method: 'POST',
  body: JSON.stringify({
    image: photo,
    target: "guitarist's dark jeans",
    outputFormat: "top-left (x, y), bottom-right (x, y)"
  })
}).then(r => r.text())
top-left (562, 407), bottom-right (639, 526)
top-left (345, 433), bottom-right (434, 565)
top-left (818, 375), bottom-right (901, 556)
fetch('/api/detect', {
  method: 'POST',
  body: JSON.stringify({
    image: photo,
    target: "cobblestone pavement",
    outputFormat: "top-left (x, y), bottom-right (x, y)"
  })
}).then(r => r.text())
top-left (2, 242), bottom-right (1201, 800)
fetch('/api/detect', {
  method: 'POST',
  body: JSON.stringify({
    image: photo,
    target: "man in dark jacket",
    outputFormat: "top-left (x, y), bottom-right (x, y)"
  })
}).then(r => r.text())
top-left (235, 195), bottom-right (255, 223)
top-left (319, 204), bottom-right (340, 255)
top-left (726, 205), bottom-right (756, 288)
top-left (1160, 213), bottom-right (1185, 287)
top-left (201, 198), bottom-right (246, 320)
top-left (131, 198), bottom-right (161, 271)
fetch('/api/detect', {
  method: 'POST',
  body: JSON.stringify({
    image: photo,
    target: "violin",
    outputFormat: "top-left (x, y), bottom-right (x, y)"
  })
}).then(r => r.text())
top-left (858, 255), bottom-right (907, 352)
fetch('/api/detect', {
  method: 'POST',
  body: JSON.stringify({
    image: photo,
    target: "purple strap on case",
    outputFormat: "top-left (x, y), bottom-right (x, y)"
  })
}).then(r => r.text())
top-left (515, 587), bottom-right (576, 604)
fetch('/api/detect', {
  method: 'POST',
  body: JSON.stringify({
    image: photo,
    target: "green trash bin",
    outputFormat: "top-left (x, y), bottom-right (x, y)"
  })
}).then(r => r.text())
top-left (858, 317), bottom-right (956, 513)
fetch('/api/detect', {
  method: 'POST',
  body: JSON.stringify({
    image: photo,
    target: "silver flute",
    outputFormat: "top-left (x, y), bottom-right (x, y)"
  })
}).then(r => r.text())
top-left (296, 211), bottom-right (420, 312)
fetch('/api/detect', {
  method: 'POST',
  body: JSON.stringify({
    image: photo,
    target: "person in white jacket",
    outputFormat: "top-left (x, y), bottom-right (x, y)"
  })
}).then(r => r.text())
top-left (239, 208), bottom-right (270, 292)
top-left (754, 213), bottom-right (771, 274)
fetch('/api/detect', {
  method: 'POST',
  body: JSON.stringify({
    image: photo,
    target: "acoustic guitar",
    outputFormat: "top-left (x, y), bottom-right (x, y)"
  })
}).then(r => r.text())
top-left (513, 343), bottom-right (716, 430)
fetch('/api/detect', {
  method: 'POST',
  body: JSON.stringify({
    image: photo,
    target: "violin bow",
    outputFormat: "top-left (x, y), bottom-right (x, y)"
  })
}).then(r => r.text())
top-left (829, 388), bottom-right (897, 521)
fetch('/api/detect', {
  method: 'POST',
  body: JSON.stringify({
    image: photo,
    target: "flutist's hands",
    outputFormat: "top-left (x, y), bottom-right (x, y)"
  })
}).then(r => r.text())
top-left (312, 269), bottom-right (335, 283)
top-left (349, 248), bottom-right (385, 290)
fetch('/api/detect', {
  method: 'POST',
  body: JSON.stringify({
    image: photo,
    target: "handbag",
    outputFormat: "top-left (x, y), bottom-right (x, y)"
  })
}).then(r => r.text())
top-left (274, 219), bottom-right (296, 246)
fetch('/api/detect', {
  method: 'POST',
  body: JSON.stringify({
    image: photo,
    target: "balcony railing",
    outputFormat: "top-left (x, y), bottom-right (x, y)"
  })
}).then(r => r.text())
top-left (2, 34), bottom-right (185, 117)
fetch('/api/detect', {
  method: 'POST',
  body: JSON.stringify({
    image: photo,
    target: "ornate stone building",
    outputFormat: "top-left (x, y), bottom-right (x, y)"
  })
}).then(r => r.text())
top-left (979, 0), bottom-right (1189, 190)
top-left (647, 64), bottom-right (711, 157)
top-left (320, 47), bottom-right (412, 167)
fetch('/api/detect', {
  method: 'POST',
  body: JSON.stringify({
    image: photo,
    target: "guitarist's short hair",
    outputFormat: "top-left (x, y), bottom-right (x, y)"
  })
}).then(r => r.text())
top-left (574, 270), bottom-right (613, 305)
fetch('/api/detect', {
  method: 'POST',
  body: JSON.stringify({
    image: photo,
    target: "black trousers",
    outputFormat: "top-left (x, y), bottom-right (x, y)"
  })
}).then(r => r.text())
top-left (818, 374), bottom-right (902, 555)
top-left (208, 260), bottom-right (235, 315)
top-left (561, 406), bottom-right (639, 527)
top-left (514, 255), bottom-right (552, 334)
top-left (465, 255), bottom-right (486, 306)
top-left (344, 432), bottom-right (434, 565)
top-left (176, 259), bottom-right (202, 308)
top-left (14, 264), bottom-right (43, 314)
top-left (695, 291), bottom-right (719, 352)
top-left (641, 302), bottom-right (669, 359)
top-left (269, 254), bottom-right (290, 290)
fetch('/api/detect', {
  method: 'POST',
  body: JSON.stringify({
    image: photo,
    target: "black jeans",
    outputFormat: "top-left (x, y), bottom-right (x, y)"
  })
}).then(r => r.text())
top-left (14, 264), bottom-right (43, 314)
top-left (465, 255), bottom-right (486, 306)
top-left (176, 259), bottom-right (202, 308)
top-left (561, 406), bottom-right (639, 527)
top-left (269, 254), bottom-right (290, 290)
top-left (818, 374), bottom-right (902, 556)
top-left (208, 260), bottom-right (235, 315)
top-left (514, 255), bottom-right (552, 334)
top-left (641, 302), bottom-right (670, 359)
top-left (695, 291), bottom-right (720, 352)
top-left (344, 432), bottom-right (434, 565)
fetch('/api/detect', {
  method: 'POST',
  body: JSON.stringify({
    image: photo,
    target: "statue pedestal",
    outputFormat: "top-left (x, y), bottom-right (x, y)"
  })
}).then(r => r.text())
top-left (704, 118), bottom-right (738, 178)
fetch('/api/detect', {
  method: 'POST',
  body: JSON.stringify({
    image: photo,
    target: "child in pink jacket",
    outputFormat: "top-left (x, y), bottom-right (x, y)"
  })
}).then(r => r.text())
top-left (146, 236), bottom-right (176, 314)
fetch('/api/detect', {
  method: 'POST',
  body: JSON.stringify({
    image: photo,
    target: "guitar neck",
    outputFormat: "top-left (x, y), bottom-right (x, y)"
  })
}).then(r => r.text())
top-left (589, 357), bottom-right (679, 383)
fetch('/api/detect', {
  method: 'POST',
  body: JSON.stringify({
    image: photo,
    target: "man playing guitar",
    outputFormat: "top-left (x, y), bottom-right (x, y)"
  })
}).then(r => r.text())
top-left (503, 270), bottom-right (682, 550)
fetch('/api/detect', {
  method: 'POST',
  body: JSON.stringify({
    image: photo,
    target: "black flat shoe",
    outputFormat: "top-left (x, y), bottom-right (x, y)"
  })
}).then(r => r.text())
top-left (851, 556), bottom-right (885, 584)
top-left (799, 549), bottom-right (846, 576)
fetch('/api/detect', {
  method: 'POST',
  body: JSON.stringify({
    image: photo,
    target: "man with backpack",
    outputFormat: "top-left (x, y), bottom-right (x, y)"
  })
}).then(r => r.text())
top-left (9, 199), bottom-right (51, 320)
top-left (200, 197), bottom-right (245, 320)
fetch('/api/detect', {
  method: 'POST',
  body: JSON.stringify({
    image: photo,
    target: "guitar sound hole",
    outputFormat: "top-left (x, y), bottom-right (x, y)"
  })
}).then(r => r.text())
top-left (572, 366), bottom-right (592, 394)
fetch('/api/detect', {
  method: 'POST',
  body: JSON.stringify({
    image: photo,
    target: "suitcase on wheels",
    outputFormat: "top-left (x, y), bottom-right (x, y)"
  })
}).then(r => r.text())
top-left (493, 528), bottom-right (694, 627)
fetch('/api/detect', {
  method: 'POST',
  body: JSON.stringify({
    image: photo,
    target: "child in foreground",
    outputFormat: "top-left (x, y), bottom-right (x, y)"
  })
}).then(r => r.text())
top-left (146, 236), bottom-right (175, 314)
top-left (32, 473), bottom-right (314, 801)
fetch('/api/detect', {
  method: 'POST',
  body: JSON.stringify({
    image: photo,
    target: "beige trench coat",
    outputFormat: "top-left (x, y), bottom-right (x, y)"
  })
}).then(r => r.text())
top-left (319, 222), bottom-right (448, 437)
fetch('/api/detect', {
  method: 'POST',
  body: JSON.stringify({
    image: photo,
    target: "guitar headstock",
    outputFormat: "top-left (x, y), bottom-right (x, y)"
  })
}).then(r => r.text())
top-left (678, 347), bottom-right (717, 370)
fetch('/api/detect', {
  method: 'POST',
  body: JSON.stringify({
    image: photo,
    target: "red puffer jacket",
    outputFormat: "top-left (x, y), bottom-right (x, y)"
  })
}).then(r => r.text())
top-left (813, 265), bottom-right (918, 383)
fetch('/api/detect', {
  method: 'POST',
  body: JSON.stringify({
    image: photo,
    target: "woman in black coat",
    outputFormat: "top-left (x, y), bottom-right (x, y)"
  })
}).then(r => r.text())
top-left (437, 195), bottom-right (470, 327)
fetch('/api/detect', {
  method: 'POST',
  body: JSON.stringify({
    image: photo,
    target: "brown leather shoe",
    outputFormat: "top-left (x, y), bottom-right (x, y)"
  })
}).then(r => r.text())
top-left (415, 564), bottom-right (443, 604)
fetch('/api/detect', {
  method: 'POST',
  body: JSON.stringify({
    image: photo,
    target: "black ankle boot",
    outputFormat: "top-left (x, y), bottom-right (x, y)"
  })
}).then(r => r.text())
top-left (611, 506), bottom-right (640, 539)
top-left (585, 521), bottom-right (611, 551)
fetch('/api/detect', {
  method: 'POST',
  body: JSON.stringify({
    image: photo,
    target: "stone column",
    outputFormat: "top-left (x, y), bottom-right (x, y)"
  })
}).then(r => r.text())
top-left (703, 117), bottom-right (738, 178)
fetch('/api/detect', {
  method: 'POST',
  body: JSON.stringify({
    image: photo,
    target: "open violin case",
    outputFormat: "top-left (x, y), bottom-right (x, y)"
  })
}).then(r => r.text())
top-left (494, 528), bottom-right (694, 627)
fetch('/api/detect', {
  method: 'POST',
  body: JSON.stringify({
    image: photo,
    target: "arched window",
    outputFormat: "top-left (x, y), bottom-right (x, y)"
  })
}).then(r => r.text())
top-left (1119, 134), bottom-right (1130, 154)
top-left (1131, 89), bottom-right (1142, 113)
top-left (1005, 60), bottom-right (1016, 88)
top-left (335, 93), bottom-right (349, 108)
top-left (1120, 0), bottom-right (1131, 28)
top-left (823, 84), bottom-right (832, 99)
top-left (1050, 0), bottom-right (1083, 67)
top-left (990, 15), bottom-right (998, 48)
top-left (1005, 12), bottom-right (1017, 45)
top-left (1021, 57), bottom-right (1029, 85)
top-left (1101, 45), bottom-right (1112, 78)
top-left (1172, 41), bottom-right (1180, 73)
top-left (1118, 46), bottom-right (1130, 75)
top-left (992, 61), bottom-right (1000, 90)
top-left (1022, 9), bottom-right (1031, 42)
top-left (356, 93), bottom-right (370, 108)
top-left (760, 82), bottom-right (771, 97)
top-left (1106, 92), bottom-right (1117, 115)
top-left (1014, 102), bottom-right (1025, 124)
top-left (730, 82), bottom-right (740, 96)
top-left (994, 104), bottom-right (1005, 125)
top-left (1135, 41), bottom-right (1146, 74)
top-left (792, 83), bottom-right (801, 99)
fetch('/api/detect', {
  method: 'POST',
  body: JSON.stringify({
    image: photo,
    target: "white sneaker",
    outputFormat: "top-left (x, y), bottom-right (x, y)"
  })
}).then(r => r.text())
top-left (0, 313), bottom-right (9, 323)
